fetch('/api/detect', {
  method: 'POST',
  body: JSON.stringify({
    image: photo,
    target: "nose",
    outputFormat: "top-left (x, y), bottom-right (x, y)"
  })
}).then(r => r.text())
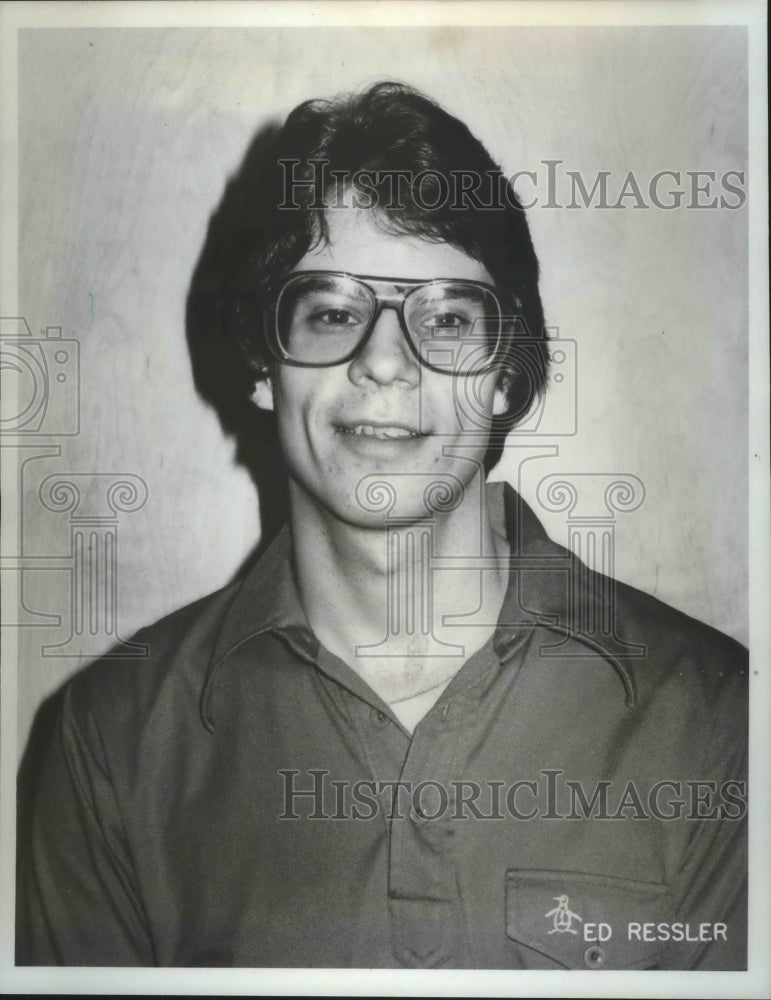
top-left (347, 306), bottom-right (419, 388)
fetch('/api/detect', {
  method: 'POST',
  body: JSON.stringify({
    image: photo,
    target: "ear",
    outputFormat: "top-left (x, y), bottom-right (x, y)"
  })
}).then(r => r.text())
top-left (492, 370), bottom-right (513, 417)
top-left (250, 375), bottom-right (274, 412)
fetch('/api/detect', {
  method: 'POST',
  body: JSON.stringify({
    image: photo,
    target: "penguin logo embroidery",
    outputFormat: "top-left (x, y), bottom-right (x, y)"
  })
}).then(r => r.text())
top-left (545, 894), bottom-right (583, 934)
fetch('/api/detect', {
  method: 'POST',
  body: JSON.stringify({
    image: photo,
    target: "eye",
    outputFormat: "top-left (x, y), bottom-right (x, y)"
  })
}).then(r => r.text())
top-left (422, 311), bottom-right (470, 334)
top-left (303, 305), bottom-right (367, 334)
top-left (312, 308), bottom-right (358, 327)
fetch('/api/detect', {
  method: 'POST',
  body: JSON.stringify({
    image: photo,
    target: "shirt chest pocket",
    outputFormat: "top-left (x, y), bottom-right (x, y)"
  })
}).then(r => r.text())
top-left (505, 868), bottom-right (670, 970)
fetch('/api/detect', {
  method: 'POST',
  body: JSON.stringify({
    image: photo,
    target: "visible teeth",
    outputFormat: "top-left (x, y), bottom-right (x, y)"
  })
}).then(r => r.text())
top-left (343, 425), bottom-right (420, 439)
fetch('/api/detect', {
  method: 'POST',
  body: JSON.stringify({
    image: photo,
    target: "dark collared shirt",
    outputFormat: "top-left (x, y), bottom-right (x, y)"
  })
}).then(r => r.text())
top-left (17, 485), bottom-right (748, 969)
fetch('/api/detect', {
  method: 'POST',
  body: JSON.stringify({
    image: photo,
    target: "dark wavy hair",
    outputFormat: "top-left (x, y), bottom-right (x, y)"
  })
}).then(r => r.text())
top-left (221, 81), bottom-right (549, 465)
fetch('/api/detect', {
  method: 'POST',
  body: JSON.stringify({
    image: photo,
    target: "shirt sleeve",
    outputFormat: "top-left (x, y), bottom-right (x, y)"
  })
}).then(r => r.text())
top-left (673, 785), bottom-right (747, 969)
top-left (666, 664), bottom-right (748, 971)
top-left (16, 681), bottom-right (155, 966)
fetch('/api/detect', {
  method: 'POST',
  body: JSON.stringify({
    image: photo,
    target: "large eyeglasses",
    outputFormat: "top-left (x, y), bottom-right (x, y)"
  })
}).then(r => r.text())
top-left (260, 271), bottom-right (507, 374)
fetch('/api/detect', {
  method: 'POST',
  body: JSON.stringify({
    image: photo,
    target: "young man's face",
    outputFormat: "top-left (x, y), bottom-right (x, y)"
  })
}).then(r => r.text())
top-left (252, 206), bottom-right (508, 528)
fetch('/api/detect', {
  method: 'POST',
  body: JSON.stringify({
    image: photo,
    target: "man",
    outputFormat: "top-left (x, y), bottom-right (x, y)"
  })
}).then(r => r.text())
top-left (17, 82), bottom-right (747, 969)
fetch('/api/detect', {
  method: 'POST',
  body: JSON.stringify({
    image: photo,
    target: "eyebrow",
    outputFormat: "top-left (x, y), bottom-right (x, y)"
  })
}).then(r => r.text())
top-left (298, 275), bottom-right (371, 300)
top-left (416, 284), bottom-right (486, 302)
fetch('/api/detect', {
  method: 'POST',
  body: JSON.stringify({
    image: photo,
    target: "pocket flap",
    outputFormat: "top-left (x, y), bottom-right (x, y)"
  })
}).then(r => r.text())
top-left (506, 868), bottom-right (669, 969)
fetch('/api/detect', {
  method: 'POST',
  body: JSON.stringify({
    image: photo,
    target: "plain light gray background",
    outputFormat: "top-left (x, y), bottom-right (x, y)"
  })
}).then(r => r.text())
top-left (12, 25), bottom-right (748, 755)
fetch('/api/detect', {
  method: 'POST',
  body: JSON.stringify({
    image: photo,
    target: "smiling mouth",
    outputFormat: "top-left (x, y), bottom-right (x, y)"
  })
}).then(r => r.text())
top-left (336, 423), bottom-right (425, 440)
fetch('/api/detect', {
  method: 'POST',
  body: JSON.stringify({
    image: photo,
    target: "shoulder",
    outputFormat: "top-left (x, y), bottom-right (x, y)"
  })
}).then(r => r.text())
top-left (507, 482), bottom-right (747, 688)
top-left (609, 573), bottom-right (747, 729)
top-left (508, 481), bottom-right (747, 727)
top-left (613, 572), bottom-right (747, 670)
top-left (66, 580), bottom-right (241, 728)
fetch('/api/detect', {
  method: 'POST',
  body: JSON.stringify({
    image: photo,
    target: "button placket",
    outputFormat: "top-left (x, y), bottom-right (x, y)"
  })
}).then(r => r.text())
top-left (334, 691), bottom-right (414, 848)
top-left (387, 706), bottom-right (466, 967)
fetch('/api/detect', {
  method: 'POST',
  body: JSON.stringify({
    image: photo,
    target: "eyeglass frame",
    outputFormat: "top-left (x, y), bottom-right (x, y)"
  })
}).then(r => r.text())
top-left (256, 270), bottom-right (516, 374)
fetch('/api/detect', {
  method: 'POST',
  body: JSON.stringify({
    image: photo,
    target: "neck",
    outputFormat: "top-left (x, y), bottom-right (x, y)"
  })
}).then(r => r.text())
top-left (288, 470), bottom-right (510, 716)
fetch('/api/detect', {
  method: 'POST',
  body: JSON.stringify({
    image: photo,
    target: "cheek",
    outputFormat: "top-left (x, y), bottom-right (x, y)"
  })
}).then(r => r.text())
top-left (427, 374), bottom-right (498, 434)
top-left (271, 369), bottom-right (319, 423)
top-left (270, 374), bottom-right (340, 462)
top-left (270, 380), bottom-right (310, 454)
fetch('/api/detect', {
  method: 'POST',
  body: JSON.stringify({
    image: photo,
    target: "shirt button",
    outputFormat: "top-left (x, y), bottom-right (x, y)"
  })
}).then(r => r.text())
top-left (584, 945), bottom-right (605, 969)
top-left (370, 707), bottom-right (388, 728)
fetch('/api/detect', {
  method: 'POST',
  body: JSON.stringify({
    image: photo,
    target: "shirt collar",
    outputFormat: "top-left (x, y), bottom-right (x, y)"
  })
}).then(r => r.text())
top-left (200, 481), bottom-right (635, 729)
top-left (493, 483), bottom-right (636, 706)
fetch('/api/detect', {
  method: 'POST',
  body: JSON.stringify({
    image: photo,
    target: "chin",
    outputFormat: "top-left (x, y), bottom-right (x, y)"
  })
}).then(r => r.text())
top-left (337, 473), bottom-right (467, 528)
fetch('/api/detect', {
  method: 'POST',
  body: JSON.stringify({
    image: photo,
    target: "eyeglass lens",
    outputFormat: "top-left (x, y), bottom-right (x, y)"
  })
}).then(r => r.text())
top-left (274, 273), bottom-right (501, 372)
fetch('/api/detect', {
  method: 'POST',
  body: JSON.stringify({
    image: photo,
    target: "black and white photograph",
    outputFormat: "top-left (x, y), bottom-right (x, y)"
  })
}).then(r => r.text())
top-left (1, 1), bottom-right (768, 995)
